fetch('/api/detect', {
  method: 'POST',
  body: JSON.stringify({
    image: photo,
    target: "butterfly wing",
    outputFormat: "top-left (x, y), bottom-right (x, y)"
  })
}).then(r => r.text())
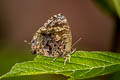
top-left (31, 13), bottom-right (72, 58)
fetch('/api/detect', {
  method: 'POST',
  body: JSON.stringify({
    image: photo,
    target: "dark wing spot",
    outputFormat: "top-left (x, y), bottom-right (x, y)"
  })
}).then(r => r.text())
top-left (32, 50), bottom-right (37, 54)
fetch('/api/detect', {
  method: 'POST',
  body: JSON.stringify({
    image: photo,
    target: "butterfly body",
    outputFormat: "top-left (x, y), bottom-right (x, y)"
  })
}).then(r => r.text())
top-left (31, 13), bottom-right (72, 65)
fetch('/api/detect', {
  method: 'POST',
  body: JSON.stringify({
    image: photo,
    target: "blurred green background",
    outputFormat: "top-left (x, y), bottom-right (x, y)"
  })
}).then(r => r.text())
top-left (0, 0), bottom-right (120, 80)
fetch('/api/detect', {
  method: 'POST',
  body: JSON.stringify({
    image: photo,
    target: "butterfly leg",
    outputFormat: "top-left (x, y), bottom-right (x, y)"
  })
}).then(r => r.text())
top-left (51, 56), bottom-right (59, 62)
top-left (71, 48), bottom-right (76, 54)
top-left (64, 54), bottom-right (71, 65)
top-left (52, 57), bottom-right (57, 62)
top-left (68, 55), bottom-right (71, 63)
top-left (64, 57), bottom-right (68, 65)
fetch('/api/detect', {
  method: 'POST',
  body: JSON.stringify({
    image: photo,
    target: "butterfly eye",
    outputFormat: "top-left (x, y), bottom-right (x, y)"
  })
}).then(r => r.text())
top-left (31, 40), bottom-right (35, 43)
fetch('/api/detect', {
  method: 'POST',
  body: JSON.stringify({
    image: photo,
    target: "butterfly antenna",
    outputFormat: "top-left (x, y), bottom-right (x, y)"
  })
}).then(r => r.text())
top-left (72, 37), bottom-right (82, 48)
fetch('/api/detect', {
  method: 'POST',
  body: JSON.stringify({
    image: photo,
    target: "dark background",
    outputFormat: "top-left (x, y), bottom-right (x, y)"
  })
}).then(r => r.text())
top-left (0, 0), bottom-right (119, 79)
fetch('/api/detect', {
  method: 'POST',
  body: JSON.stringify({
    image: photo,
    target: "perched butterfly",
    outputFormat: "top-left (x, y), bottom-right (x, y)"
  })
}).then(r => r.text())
top-left (30, 13), bottom-right (81, 65)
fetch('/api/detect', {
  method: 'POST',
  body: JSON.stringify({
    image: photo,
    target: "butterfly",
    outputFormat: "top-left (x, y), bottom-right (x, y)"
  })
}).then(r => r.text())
top-left (30, 13), bottom-right (81, 65)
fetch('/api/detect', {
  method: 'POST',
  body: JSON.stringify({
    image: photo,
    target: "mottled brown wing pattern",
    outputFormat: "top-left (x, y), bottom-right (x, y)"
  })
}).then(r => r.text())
top-left (31, 13), bottom-right (72, 65)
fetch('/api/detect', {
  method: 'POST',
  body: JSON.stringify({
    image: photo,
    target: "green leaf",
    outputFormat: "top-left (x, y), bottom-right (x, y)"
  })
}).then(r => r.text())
top-left (92, 0), bottom-right (116, 16)
top-left (93, 0), bottom-right (120, 18)
top-left (110, 71), bottom-right (120, 80)
top-left (1, 51), bottom-right (120, 80)
top-left (113, 0), bottom-right (120, 17)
